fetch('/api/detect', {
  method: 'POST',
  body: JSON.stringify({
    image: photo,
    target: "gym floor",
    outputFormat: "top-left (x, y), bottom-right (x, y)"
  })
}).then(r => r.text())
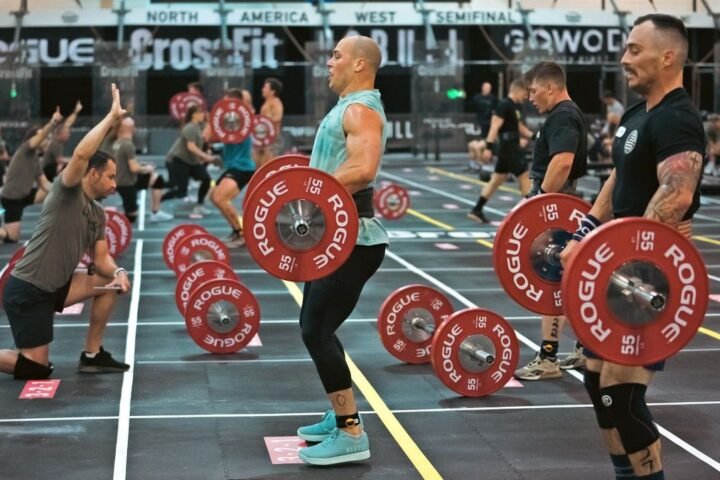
top-left (1, 155), bottom-right (719, 480)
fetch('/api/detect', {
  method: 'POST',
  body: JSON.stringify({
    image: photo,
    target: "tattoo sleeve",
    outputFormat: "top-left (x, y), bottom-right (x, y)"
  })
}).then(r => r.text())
top-left (644, 151), bottom-right (703, 225)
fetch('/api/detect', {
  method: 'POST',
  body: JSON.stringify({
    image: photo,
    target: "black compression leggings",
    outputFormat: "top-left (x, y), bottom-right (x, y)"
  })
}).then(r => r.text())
top-left (299, 244), bottom-right (386, 393)
top-left (161, 157), bottom-right (211, 204)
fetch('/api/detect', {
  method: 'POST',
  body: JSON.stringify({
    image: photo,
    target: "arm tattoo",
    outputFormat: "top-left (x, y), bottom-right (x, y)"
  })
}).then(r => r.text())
top-left (645, 151), bottom-right (703, 225)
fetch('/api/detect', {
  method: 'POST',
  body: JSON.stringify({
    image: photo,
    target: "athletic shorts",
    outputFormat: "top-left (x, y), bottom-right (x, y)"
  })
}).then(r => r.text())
top-left (1, 188), bottom-right (39, 223)
top-left (583, 347), bottom-right (665, 372)
top-left (217, 169), bottom-right (254, 192)
top-left (116, 174), bottom-right (152, 214)
top-left (495, 150), bottom-right (528, 176)
top-left (3, 275), bottom-right (72, 348)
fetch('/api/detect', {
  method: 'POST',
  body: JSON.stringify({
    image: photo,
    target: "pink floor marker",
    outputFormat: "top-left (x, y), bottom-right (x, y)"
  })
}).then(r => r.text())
top-left (442, 203), bottom-right (459, 210)
top-left (408, 190), bottom-right (421, 196)
top-left (499, 195), bottom-right (514, 202)
top-left (264, 436), bottom-right (307, 464)
top-left (491, 221), bottom-right (502, 227)
top-left (19, 379), bottom-right (61, 399)
top-left (710, 294), bottom-right (720, 304)
top-left (248, 334), bottom-right (262, 347)
top-left (435, 243), bottom-right (459, 251)
top-left (459, 184), bottom-right (473, 190)
top-left (428, 175), bottom-right (439, 181)
top-left (402, 167), bottom-right (414, 173)
top-left (504, 378), bottom-right (523, 388)
top-left (57, 303), bottom-right (84, 315)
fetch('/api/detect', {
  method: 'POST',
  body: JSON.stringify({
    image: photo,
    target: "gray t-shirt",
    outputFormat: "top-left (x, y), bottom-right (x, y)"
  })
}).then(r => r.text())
top-left (13, 176), bottom-right (106, 292)
top-left (607, 100), bottom-right (625, 117)
top-left (42, 140), bottom-right (63, 170)
top-left (100, 132), bottom-right (117, 155)
top-left (113, 138), bottom-right (137, 187)
top-left (2, 141), bottom-right (41, 200)
top-left (172, 122), bottom-right (204, 165)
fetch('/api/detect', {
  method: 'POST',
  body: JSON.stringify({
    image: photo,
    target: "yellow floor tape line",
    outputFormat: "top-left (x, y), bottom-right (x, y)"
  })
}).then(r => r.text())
top-left (694, 235), bottom-right (720, 246)
top-left (408, 178), bottom-right (720, 340)
top-left (280, 280), bottom-right (442, 479)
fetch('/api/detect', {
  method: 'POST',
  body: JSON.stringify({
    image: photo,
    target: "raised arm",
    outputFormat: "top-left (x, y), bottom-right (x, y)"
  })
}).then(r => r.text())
top-left (644, 151), bottom-right (703, 226)
top-left (333, 103), bottom-right (384, 194)
top-left (62, 84), bottom-right (126, 187)
top-left (64, 100), bottom-right (83, 129)
top-left (28, 107), bottom-right (63, 150)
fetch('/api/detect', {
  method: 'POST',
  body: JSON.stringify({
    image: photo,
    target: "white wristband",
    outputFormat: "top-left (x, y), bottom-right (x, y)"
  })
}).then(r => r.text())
top-left (113, 267), bottom-right (128, 277)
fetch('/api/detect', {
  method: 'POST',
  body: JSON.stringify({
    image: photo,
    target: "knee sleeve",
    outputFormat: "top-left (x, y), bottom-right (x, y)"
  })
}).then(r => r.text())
top-left (14, 354), bottom-right (54, 380)
top-left (600, 383), bottom-right (660, 454)
top-left (584, 370), bottom-right (615, 429)
top-left (151, 175), bottom-right (166, 189)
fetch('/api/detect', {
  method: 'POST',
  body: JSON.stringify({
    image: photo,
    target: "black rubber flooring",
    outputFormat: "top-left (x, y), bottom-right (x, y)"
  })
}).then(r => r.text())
top-left (1, 158), bottom-right (719, 480)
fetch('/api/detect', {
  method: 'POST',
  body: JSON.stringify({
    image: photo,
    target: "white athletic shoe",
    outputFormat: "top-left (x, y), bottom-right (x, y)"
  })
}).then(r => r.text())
top-left (149, 210), bottom-right (173, 223)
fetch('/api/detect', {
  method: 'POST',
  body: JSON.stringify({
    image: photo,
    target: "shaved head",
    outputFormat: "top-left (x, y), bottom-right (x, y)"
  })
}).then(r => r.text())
top-left (634, 14), bottom-right (689, 67)
top-left (347, 35), bottom-right (382, 73)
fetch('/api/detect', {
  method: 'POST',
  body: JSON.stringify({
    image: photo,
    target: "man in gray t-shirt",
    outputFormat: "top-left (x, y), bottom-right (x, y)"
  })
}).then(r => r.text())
top-left (42, 100), bottom-right (82, 183)
top-left (0, 84), bottom-right (132, 380)
top-left (0, 110), bottom-right (59, 243)
top-left (601, 90), bottom-right (625, 136)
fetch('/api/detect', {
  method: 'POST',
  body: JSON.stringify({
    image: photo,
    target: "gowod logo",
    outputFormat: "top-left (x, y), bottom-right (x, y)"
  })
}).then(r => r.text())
top-left (624, 130), bottom-right (638, 154)
top-left (503, 27), bottom-right (626, 62)
top-left (601, 394), bottom-right (613, 407)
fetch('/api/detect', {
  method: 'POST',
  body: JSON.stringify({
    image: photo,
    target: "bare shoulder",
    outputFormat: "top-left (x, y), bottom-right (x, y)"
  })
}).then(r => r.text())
top-left (343, 104), bottom-right (381, 133)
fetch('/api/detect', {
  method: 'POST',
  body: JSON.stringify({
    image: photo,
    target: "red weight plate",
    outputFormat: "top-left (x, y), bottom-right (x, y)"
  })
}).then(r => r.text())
top-left (243, 167), bottom-right (359, 282)
top-left (169, 92), bottom-right (206, 122)
top-left (430, 308), bottom-right (519, 397)
top-left (7, 245), bottom-right (26, 267)
top-left (375, 184), bottom-right (410, 220)
top-left (105, 221), bottom-right (121, 258)
top-left (105, 209), bottom-right (132, 256)
top-left (175, 260), bottom-right (239, 315)
top-left (162, 224), bottom-right (208, 271)
top-left (210, 98), bottom-right (253, 144)
top-left (562, 218), bottom-right (709, 366)
top-left (185, 278), bottom-right (261, 354)
top-left (0, 246), bottom-right (26, 310)
top-left (242, 153), bottom-right (310, 209)
top-left (173, 233), bottom-right (231, 276)
top-left (493, 193), bottom-right (591, 316)
top-left (377, 284), bottom-right (454, 364)
top-left (252, 115), bottom-right (278, 148)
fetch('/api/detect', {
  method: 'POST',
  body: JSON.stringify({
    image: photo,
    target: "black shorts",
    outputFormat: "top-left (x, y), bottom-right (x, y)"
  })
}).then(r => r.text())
top-left (495, 151), bottom-right (528, 176)
top-left (218, 169), bottom-right (254, 191)
top-left (3, 275), bottom-right (72, 349)
top-left (1, 188), bottom-right (38, 223)
top-left (116, 174), bottom-right (152, 214)
top-left (43, 163), bottom-right (57, 183)
top-left (583, 347), bottom-right (665, 372)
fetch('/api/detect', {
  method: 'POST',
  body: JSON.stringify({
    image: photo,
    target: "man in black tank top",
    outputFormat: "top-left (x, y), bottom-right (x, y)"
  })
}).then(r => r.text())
top-left (468, 79), bottom-right (534, 223)
top-left (512, 62), bottom-right (589, 382)
top-left (561, 15), bottom-right (704, 480)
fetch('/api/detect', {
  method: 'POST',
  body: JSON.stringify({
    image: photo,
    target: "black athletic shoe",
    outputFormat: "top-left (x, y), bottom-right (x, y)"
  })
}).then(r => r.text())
top-left (467, 210), bottom-right (489, 224)
top-left (78, 346), bottom-right (130, 373)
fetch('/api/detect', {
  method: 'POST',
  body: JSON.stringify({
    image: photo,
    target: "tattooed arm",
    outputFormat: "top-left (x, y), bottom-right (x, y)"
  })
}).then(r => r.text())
top-left (644, 151), bottom-right (703, 225)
